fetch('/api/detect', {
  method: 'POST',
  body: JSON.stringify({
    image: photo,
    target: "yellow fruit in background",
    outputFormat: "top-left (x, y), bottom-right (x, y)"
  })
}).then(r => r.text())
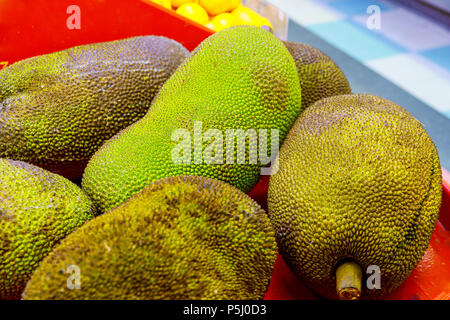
top-left (204, 22), bottom-right (215, 31)
top-left (233, 3), bottom-right (245, 11)
top-left (199, 0), bottom-right (229, 16)
top-left (232, 4), bottom-right (254, 16)
top-left (148, 0), bottom-right (172, 9)
top-left (176, 3), bottom-right (209, 25)
top-left (228, 0), bottom-right (241, 11)
top-left (260, 16), bottom-right (274, 30)
top-left (171, 0), bottom-right (194, 8)
top-left (232, 5), bottom-right (270, 28)
top-left (206, 13), bottom-right (236, 32)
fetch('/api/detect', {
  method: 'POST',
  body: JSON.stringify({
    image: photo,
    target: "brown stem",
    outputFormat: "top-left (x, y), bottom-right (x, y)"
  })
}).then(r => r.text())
top-left (335, 260), bottom-right (363, 300)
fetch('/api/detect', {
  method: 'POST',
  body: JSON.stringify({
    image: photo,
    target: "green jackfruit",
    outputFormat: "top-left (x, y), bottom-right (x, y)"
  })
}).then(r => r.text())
top-left (23, 176), bottom-right (277, 300)
top-left (0, 36), bottom-right (189, 180)
top-left (0, 159), bottom-right (96, 300)
top-left (283, 41), bottom-right (351, 109)
top-left (82, 26), bottom-right (302, 213)
top-left (268, 94), bottom-right (442, 299)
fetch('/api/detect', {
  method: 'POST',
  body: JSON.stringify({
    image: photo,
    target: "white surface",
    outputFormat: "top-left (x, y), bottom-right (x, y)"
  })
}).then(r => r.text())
top-left (422, 0), bottom-right (450, 13)
top-left (366, 53), bottom-right (450, 114)
top-left (266, 0), bottom-right (344, 26)
top-left (353, 8), bottom-right (450, 52)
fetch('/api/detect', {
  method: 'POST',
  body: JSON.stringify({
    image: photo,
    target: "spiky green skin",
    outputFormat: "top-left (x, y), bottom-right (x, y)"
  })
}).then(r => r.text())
top-left (0, 159), bottom-right (96, 300)
top-left (23, 176), bottom-right (277, 300)
top-left (0, 36), bottom-right (189, 180)
top-left (82, 26), bottom-right (302, 213)
top-left (268, 94), bottom-right (442, 299)
top-left (283, 41), bottom-right (351, 110)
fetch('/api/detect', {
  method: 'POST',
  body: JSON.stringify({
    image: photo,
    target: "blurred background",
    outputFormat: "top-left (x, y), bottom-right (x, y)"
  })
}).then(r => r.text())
top-left (264, 0), bottom-right (450, 175)
top-left (268, 0), bottom-right (450, 121)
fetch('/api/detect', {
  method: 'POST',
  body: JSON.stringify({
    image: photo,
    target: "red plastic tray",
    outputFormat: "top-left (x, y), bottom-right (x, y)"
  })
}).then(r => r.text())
top-left (1, 0), bottom-right (449, 300)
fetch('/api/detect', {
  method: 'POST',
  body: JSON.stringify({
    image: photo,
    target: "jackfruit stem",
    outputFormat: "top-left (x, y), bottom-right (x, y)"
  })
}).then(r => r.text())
top-left (335, 261), bottom-right (362, 300)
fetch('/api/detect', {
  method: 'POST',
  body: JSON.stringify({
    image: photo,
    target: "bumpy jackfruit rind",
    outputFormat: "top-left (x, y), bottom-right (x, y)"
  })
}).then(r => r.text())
top-left (0, 36), bottom-right (190, 180)
top-left (0, 159), bottom-right (96, 300)
top-left (268, 94), bottom-right (442, 299)
top-left (82, 26), bottom-right (303, 213)
top-left (283, 41), bottom-right (351, 109)
top-left (23, 175), bottom-right (277, 300)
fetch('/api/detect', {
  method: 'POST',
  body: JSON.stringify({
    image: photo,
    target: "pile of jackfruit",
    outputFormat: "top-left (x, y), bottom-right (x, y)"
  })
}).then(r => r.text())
top-left (0, 26), bottom-right (442, 300)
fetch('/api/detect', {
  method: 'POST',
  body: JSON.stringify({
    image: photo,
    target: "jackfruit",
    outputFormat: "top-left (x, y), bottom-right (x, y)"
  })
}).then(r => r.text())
top-left (82, 26), bottom-right (302, 213)
top-left (0, 36), bottom-right (189, 180)
top-left (268, 94), bottom-right (442, 299)
top-left (23, 175), bottom-right (277, 300)
top-left (283, 41), bottom-right (351, 110)
top-left (0, 159), bottom-right (96, 300)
